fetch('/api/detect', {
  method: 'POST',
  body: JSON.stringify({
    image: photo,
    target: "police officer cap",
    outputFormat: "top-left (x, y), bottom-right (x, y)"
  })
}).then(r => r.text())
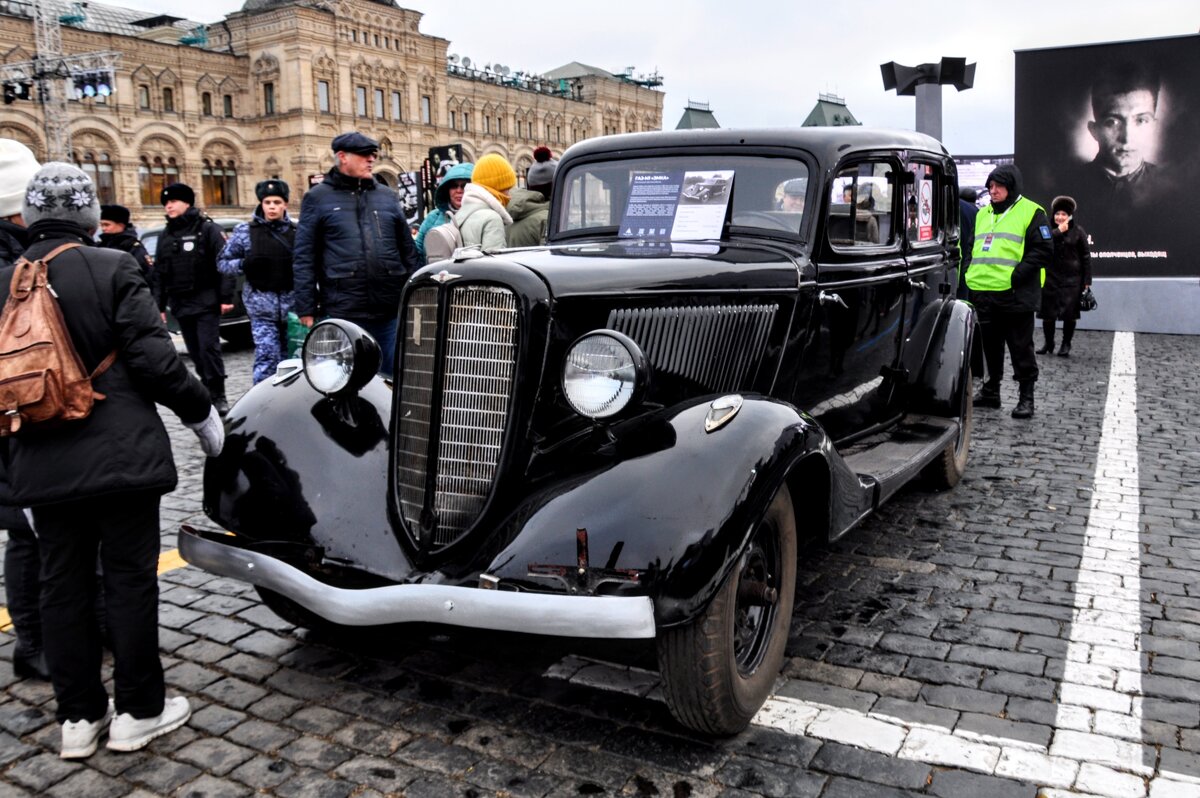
top-left (783, 178), bottom-right (806, 196)
top-left (255, 179), bottom-right (290, 203)
top-left (331, 132), bottom-right (379, 155)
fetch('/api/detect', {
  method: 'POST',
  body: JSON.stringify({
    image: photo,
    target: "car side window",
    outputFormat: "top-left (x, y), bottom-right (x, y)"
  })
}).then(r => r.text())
top-left (904, 161), bottom-right (943, 246)
top-left (827, 162), bottom-right (894, 248)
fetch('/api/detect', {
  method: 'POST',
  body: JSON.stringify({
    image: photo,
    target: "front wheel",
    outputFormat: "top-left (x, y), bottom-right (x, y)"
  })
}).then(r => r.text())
top-left (922, 365), bottom-right (973, 489)
top-left (656, 484), bottom-right (797, 736)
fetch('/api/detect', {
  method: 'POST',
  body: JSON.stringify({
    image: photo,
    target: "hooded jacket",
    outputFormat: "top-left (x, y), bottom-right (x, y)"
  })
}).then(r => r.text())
top-left (505, 187), bottom-right (550, 248)
top-left (415, 162), bottom-right (474, 259)
top-left (456, 183), bottom-right (512, 251)
top-left (966, 164), bottom-right (1052, 314)
top-left (0, 219), bottom-right (211, 506)
top-left (293, 164), bottom-right (420, 320)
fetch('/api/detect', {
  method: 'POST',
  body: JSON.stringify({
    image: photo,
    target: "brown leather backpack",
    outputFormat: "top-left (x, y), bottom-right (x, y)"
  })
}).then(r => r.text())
top-left (0, 243), bottom-right (116, 436)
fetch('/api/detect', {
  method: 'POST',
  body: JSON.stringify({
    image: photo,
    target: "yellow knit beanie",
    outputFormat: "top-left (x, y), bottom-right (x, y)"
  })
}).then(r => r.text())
top-left (471, 154), bottom-right (516, 206)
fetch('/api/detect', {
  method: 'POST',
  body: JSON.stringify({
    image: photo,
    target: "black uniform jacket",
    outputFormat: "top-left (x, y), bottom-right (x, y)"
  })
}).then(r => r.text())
top-left (0, 220), bottom-right (211, 506)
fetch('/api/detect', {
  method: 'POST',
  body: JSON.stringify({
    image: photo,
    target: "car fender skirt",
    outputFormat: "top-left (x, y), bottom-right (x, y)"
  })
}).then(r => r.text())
top-left (178, 527), bottom-right (656, 638)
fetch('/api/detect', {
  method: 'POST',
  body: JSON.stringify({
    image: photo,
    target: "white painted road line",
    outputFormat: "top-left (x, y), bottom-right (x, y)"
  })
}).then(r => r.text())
top-left (545, 332), bottom-right (1197, 793)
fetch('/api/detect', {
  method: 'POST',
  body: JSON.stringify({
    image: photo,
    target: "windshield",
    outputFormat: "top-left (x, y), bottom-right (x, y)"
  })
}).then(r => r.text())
top-left (556, 155), bottom-right (810, 240)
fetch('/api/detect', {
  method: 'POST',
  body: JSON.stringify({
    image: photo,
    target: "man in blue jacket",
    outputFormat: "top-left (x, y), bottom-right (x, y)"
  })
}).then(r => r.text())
top-left (293, 132), bottom-right (420, 377)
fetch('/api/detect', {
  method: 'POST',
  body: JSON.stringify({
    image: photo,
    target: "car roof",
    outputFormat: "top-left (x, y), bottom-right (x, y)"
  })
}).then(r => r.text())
top-left (559, 127), bottom-right (949, 167)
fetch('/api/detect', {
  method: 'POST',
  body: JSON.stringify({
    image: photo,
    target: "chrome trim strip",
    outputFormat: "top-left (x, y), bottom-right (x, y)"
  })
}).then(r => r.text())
top-left (179, 529), bottom-right (657, 639)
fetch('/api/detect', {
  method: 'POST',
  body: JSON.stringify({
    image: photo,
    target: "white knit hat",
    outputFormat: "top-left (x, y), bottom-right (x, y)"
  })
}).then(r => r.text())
top-left (0, 139), bottom-right (41, 218)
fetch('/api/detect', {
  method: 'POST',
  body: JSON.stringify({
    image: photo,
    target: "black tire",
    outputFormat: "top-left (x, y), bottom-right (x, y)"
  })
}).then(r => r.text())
top-left (922, 366), bottom-right (972, 489)
top-left (656, 484), bottom-right (797, 736)
top-left (255, 586), bottom-right (343, 635)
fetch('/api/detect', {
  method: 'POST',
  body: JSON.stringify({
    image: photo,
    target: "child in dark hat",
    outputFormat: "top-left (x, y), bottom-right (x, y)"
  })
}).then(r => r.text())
top-left (218, 179), bottom-right (298, 383)
top-left (98, 204), bottom-right (152, 277)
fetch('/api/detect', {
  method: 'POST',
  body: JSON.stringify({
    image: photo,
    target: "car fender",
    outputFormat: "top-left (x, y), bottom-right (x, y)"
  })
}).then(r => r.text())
top-left (202, 367), bottom-right (416, 582)
top-left (483, 396), bottom-right (861, 629)
top-left (910, 298), bottom-right (976, 418)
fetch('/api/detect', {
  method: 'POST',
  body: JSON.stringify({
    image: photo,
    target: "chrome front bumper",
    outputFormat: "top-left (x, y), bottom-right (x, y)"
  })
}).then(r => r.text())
top-left (178, 527), bottom-right (657, 639)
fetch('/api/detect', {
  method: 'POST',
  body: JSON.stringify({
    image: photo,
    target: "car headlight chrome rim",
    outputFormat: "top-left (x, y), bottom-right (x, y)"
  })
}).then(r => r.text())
top-left (302, 320), bottom-right (380, 396)
top-left (562, 330), bottom-right (648, 419)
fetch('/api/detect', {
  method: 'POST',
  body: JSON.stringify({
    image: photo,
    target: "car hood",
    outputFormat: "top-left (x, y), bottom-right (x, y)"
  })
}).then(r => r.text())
top-left (488, 240), bottom-right (807, 298)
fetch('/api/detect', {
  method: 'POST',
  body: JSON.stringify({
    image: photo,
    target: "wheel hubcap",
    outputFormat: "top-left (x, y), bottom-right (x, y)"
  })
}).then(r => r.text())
top-left (733, 520), bottom-right (781, 676)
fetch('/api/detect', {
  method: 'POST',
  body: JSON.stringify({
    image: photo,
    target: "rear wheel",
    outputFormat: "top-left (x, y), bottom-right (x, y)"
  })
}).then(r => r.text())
top-left (923, 366), bottom-right (972, 489)
top-left (657, 485), bottom-right (797, 736)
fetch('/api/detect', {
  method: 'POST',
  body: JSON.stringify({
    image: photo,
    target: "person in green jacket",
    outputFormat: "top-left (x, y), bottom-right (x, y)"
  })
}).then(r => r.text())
top-left (965, 164), bottom-right (1052, 419)
top-left (507, 146), bottom-right (557, 248)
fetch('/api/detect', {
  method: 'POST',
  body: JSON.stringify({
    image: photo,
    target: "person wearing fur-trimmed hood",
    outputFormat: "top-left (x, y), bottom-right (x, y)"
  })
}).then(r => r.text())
top-left (1037, 195), bottom-right (1091, 358)
top-left (456, 153), bottom-right (516, 250)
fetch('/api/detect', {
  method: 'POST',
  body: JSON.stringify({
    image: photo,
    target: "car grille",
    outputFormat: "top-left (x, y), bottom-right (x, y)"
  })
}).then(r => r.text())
top-left (607, 303), bottom-right (778, 392)
top-left (395, 285), bottom-right (518, 547)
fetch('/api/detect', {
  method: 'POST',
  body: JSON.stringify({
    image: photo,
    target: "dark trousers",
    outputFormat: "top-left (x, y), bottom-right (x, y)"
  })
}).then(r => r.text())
top-left (178, 311), bottom-right (226, 389)
top-left (1042, 318), bottom-right (1075, 344)
top-left (33, 491), bottom-right (164, 723)
top-left (347, 317), bottom-right (398, 379)
top-left (3, 515), bottom-right (41, 656)
top-left (979, 309), bottom-right (1038, 386)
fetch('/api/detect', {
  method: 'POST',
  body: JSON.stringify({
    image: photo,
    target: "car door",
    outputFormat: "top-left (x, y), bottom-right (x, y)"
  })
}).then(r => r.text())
top-left (792, 158), bottom-right (908, 444)
top-left (899, 157), bottom-right (956, 389)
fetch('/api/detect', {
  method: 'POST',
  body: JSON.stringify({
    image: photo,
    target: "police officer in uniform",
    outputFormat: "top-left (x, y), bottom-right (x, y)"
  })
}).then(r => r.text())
top-left (150, 183), bottom-right (234, 414)
top-left (218, 180), bottom-right (297, 383)
top-left (966, 164), bottom-right (1052, 419)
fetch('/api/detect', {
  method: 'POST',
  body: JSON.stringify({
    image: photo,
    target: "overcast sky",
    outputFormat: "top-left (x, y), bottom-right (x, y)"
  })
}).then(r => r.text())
top-left (107, 0), bottom-right (1196, 154)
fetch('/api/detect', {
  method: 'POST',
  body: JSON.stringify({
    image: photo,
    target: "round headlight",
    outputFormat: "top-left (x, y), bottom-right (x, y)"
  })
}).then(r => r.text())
top-left (303, 320), bottom-right (380, 396)
top-left (562, 331), bottom-right (647, 419)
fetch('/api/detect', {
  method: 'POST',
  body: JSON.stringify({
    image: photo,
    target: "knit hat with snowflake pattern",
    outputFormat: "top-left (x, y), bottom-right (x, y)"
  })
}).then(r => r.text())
top-left (22, 162), bottom-right (101, 231)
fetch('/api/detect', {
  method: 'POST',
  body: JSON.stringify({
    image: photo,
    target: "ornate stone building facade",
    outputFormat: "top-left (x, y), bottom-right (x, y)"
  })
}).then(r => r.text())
top-left (0, 0), bottom-right (663, 224)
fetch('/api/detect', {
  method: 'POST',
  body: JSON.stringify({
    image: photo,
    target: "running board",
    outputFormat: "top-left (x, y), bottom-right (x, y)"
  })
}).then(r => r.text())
top-left (840, 415), bottom-right (959, 507)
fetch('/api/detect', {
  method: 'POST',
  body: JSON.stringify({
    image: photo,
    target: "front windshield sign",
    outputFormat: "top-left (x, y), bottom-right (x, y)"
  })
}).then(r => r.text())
top-left (558, 155), bottom-right (809, 240)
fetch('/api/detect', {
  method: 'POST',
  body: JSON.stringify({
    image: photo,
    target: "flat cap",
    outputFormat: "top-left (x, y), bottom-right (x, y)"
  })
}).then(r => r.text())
top-left (331, 131), bottom-right (379, 155)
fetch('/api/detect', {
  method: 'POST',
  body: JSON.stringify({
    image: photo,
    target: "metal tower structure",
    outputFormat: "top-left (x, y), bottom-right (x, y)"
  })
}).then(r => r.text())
top-left (0, 0), bottom-right (120, 160)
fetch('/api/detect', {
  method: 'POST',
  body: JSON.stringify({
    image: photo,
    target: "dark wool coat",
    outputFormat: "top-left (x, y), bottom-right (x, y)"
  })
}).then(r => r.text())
top-left (0, 220), bottom-right (211, 506)
top-left (0, 218), bottom-right (28, 269)
top-left (292, 166), bottom-right (420, 321)
top-left (1039, 221), bottom-right (1092, 321)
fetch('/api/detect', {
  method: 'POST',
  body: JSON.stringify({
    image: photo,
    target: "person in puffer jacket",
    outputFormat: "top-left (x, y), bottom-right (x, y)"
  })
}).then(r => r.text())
top-left (456, 153), bottom-right (516, 251)
top-left (414, 162), bottom-right (473, 261)
top-left (218, 180), bottom-right (297, 383)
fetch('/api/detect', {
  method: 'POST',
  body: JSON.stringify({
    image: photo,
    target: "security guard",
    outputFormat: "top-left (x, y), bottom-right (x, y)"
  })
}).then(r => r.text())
top-left (966, 164), bottom-right (1052, 419)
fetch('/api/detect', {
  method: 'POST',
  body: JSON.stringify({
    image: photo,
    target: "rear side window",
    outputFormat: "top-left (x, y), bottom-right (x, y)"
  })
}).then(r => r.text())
top-left (904, 161), bottom-right (945, 246)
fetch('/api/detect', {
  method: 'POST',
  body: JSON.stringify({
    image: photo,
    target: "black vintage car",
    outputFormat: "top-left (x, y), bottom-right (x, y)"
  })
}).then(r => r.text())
top-left (182, 128), bottom-right (977, 735)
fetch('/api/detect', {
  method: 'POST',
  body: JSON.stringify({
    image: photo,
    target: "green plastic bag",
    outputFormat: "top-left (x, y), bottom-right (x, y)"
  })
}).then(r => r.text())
top-left (286, 312), bottom-right (308, 358)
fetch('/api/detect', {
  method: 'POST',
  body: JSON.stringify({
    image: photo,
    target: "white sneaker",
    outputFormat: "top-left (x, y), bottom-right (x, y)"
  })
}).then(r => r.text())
top-left (61, 700), bottom-right (114, 759)
top-left (106, 696), bottom-right (191, 752)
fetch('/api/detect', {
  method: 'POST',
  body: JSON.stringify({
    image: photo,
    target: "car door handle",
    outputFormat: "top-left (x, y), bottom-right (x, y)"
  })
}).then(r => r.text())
top-left (818, 291), bottom-right (848, 309)
top-left (909, 280), bottom-right (928, 290)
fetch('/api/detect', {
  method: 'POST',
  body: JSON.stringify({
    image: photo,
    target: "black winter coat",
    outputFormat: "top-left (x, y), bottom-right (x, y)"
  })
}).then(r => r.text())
top-left (0, 220), bottom-right (211, 507)
top-left (1039, 221), bottom-right (1092, 321)
top-left (98, 226), bottom-right (153, 278)
top-left (0, 218), bottom-right (28, 269)
top-left (150, 208), bottom-right (235, 318)
top-left (292, 166), bottom-right (420, 320)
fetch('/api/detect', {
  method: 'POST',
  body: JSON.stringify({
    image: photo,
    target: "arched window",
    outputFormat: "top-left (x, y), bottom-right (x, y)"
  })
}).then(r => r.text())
top-left (203, 159), bottom-right (239, 206)
top-left (138, 85), bottom-right (150, 109)
top-left (138, 158), bottom-right (152, 205)
top-left (73, 150), bottom-right (116, 205)
top-left (162, 87), bottom-right (174, 112)
top-left (202, 92), bottom-right (212, 115)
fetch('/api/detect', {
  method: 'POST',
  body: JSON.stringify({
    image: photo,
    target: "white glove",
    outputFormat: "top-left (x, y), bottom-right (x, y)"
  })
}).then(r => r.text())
top-left (185, 405), bottom-right (225, 457)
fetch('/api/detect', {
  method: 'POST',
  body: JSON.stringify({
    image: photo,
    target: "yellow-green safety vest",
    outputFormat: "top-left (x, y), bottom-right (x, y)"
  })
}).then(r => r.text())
top-left (965, 195), bottom-right (1046, 292)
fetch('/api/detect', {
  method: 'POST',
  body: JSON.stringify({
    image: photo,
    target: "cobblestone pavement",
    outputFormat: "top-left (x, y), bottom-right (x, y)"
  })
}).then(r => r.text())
top-left (2, 329), bottom-right (1199, 797)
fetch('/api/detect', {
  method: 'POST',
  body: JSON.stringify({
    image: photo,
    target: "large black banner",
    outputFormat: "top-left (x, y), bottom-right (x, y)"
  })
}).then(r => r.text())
top-left (1015, 34), bottom-right (1200, 277)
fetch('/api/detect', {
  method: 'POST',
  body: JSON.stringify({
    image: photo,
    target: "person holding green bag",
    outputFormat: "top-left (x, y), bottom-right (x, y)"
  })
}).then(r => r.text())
top-left (218, 180), bottom-right (298, 384)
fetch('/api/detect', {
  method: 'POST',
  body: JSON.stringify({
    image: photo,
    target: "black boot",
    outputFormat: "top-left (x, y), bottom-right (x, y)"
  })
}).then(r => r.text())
top-left (1011, 382), bottom-right (1035, 419)
top-left (208, 377), bottom-right (229, 416)
top-left (1057, 322), bottom-right (1074, 357)
top-left (973, 382), bottom-right (1001, 408)
top-left (1037, 336), bottom-right (1055, 355)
